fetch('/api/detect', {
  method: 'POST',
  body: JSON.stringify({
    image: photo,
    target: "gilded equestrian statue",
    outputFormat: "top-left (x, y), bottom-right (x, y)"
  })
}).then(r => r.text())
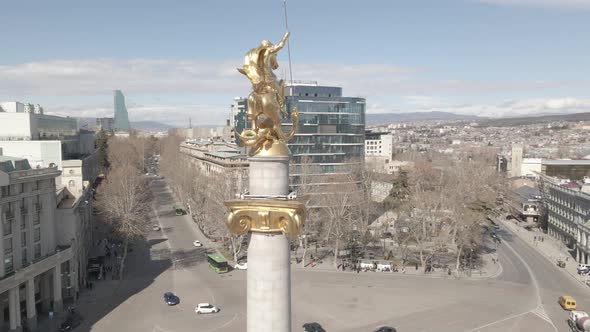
top-left (237, 31), bottom-right (298, 155)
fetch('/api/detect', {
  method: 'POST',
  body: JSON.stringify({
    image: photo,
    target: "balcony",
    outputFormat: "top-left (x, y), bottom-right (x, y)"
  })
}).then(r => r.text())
top-left (34, 203), bottom-right (42, 212)
top-left (20, 207), bottom-right (28, 215)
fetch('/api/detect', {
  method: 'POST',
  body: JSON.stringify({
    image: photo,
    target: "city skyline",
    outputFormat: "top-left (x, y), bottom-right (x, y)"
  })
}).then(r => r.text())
top-left (0, 0), bottom-right (589, 126)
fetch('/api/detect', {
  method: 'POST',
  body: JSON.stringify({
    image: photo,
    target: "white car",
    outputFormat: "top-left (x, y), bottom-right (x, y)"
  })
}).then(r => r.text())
top-left (195, 303), bottom-right (219, 314)
top-left (152, 225), bottom-right (161, 231)
top-left (193, 240), bottom-right (203, 247)
top-left (234, 262), bottom-right (247, 270)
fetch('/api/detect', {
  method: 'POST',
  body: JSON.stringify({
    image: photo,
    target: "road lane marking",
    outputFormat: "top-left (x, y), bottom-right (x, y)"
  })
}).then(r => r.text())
top-left (501, 236), bottom-right (559, 332)
top-left (465, 310), bottom-right (531, 331)
top-left (203, 313), bottom-right (240, 332)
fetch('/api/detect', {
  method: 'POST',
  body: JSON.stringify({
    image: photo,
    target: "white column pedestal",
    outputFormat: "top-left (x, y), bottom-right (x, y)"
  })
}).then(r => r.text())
top-left (247, 232), bottom-right (291, 332)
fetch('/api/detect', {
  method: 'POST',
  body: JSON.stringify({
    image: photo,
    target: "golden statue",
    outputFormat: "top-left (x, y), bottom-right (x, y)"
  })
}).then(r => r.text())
top-left (237, 31), bottom-right (298, 156)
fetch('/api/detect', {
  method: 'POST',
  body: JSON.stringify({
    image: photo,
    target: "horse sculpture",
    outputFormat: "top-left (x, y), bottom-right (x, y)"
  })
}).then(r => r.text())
top-left (236, 31), bottom-right (298, 154)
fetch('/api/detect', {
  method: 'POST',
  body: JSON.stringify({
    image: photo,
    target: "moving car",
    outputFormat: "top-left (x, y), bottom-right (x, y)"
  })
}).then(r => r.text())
top-left (577, 264), bottom-right (590, 274)
top-left (559, 295), bottom-right (577, 310)
top-left (234, 262), bottom-right (248, 270)
top-left (568, 310), bottom-right (590, 332)
top-left (193, 240), bottom-right (203, 247)
top-left (163, 292), bottom-right (179, 305)
top-left (195, 303), bottom-right (219, 314)
top-left (152, 225), bottom-right (161, 231)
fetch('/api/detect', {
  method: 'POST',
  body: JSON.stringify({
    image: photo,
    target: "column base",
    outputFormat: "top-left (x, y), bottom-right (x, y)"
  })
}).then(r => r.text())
top-left (27, 317), bottom-right (38, 332)
top-left (53, 299), bottom-right (63, 313)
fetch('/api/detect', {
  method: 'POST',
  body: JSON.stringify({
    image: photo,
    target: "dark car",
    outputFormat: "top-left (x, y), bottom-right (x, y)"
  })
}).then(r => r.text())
top-left (303, 322), bottom-right (326, 332)
top-left (164, 292), bottom-right (179, 305)
top-left (59, 315), bottom-right (82, 331)
top-left (374, 327), bottom-right (397, 332)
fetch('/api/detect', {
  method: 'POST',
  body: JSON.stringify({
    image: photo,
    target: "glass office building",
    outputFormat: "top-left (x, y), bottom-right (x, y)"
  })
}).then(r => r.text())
top-left (113, 90), bottom-right (131, 131)
top-left (232, 82), bottom-right (366, 191)
top-left (283, 82), bottom-right (366, 190)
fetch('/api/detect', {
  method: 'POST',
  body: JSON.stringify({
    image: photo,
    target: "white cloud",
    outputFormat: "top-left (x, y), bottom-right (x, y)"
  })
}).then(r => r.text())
top-left (48, 102), bottom-right (228, 127)
top-left (1, 58), bottom-right (588, 124)
top-left (474, 0), bottom-right (590, 10)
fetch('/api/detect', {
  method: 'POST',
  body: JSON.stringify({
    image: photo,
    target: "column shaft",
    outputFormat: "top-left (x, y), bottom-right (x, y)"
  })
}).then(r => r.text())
top-left (26, 278), bottom-right (37, 331)
top-left (247, 232), bottom-right (291, 332)
top-left (53, 264), bottom-right (63, 312)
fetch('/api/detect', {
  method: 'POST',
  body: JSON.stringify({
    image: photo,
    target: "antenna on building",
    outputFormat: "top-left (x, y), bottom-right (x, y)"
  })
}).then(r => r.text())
top-left (189, 117), bottom-right (192, 129)
top-left (283, 0), bottom-right (294, 96)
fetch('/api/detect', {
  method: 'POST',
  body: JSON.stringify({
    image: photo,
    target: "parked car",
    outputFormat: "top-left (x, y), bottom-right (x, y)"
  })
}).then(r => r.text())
top-left (59, 314), bottom-right (82, 331)
top-left (195, 303), bottom-right (219, 314)
top-left (163, 292), bottom-right (179, 305)
top-left (152, 225), bottom-right (161, 231)
top-left (303, 322), bottom-right (326, 332)
top-left (193, 240), bottom-right (203, 247)
top-left (234, 262), bottom-right (248, 270)
top-left (577, 264), bottom-right (590, 273)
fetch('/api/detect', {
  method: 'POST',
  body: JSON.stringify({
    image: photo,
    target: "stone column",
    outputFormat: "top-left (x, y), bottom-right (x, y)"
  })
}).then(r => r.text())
top-left (8, 287), bottom-right (21, 332)
top-left (40, 272), bottom-right (51, 312)
top-left (26, 278), bottom-right (37, 331)
top-left (53, 264), bottom-right (63, 312)
top-left (226, 145), bottom-right (305, 332)
top-left (248, 155), bottom-right (290, 332)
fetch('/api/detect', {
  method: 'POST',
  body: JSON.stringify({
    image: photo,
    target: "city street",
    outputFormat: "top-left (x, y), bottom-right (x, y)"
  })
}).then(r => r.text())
top-left (71, 177), bottom-right (588, 332)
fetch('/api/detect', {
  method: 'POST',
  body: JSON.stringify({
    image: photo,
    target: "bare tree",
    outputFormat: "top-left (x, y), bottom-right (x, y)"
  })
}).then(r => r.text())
top-left (96, 163), bottom-right (151, 279)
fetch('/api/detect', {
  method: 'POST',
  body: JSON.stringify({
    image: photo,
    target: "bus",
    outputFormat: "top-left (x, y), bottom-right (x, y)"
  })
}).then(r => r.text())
top-left (207, 254), bottom-right (229, 273)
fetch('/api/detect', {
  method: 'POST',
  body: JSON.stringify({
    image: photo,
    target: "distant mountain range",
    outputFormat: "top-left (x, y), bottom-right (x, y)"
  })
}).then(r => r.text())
top-left (367, 111), bottom-right (482, 124)
top-left (76, 117), bottom-right (173, 131)
top-left (478, 112), bottom-right (590, 127)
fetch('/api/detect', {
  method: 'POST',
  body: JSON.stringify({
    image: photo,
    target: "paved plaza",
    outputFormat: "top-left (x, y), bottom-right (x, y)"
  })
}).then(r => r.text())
top-left (47, 178), bottom-right (590, 332)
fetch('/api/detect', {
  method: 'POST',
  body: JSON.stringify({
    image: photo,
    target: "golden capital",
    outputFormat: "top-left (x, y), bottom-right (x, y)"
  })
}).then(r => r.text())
top-left (224, 199), bottom-right (305, 238)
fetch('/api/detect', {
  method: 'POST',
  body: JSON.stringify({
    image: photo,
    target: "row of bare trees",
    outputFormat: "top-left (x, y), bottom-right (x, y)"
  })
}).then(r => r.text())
top-left (392, 152), bottom-right (502, 274)
top-left (95, 135), bottom-right (153, 280)
top-left (159, 136), bottom-right (248, 262)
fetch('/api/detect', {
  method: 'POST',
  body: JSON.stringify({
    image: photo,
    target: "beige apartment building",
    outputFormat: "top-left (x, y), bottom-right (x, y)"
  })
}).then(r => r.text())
top-left (0, 155), bottom-right (79, 332)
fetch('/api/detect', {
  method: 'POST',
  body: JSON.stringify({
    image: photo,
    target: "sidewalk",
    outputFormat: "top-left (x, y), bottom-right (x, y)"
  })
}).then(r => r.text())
top-left (500, 218), bottom-right (588, 286)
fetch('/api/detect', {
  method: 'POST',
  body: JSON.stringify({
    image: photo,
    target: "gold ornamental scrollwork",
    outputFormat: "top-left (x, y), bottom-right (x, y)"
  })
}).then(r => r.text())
top-left (224, 199), bottom-right (306, 238)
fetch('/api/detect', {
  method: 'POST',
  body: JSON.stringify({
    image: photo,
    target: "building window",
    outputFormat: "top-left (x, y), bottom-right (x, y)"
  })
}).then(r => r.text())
top-left (21, 231), bottom-right (27, 246)
top-left (3, 219), bottom-right (12, 236)
top-left (4, 238), bottom-right (12, 254)
top-left (22, 249), bottom-right (27, 265)
top-left (34, 227), bottom-right (41, 243)
top-left (34, 243), bottom-right (41, 259)
top-left (33, 213), bottom-right (40, 225)
top-left (4, 255), bottom-right (13, 274)
top-left (1, 186), bottom-right (9, 197)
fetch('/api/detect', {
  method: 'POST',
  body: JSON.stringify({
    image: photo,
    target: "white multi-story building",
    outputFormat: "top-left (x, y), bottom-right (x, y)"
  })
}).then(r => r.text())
top-left (0, 154), bottom-right (74, 332)
top-left (365, 131), bottom-right (394, 158)
top-left (544, 178), bottom-right (590, 263)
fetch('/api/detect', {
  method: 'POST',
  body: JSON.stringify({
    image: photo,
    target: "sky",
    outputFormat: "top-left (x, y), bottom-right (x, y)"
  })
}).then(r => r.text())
top-left (0, 0), bottom-right (589, 126)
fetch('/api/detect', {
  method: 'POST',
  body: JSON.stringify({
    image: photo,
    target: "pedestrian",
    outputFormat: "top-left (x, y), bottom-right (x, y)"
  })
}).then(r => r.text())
top-left (415, 263), bottom-right (418, 270)
top-left (534, 236), bottom-right (537, 241)
top-left (542, 237), bottom-right (544, 242)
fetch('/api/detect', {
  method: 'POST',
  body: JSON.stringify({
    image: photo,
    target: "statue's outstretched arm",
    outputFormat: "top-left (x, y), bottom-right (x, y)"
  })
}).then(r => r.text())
top-left (269, 31), bottom-right (290, 54)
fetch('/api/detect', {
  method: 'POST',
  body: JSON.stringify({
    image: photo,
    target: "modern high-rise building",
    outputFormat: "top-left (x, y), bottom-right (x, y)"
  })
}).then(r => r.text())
top-left (113, 90), bottom-right (131, 131)
top-left (231, 82), bottom-right (366, 192)
top-left (284, 82), bottom-right (366, 191)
